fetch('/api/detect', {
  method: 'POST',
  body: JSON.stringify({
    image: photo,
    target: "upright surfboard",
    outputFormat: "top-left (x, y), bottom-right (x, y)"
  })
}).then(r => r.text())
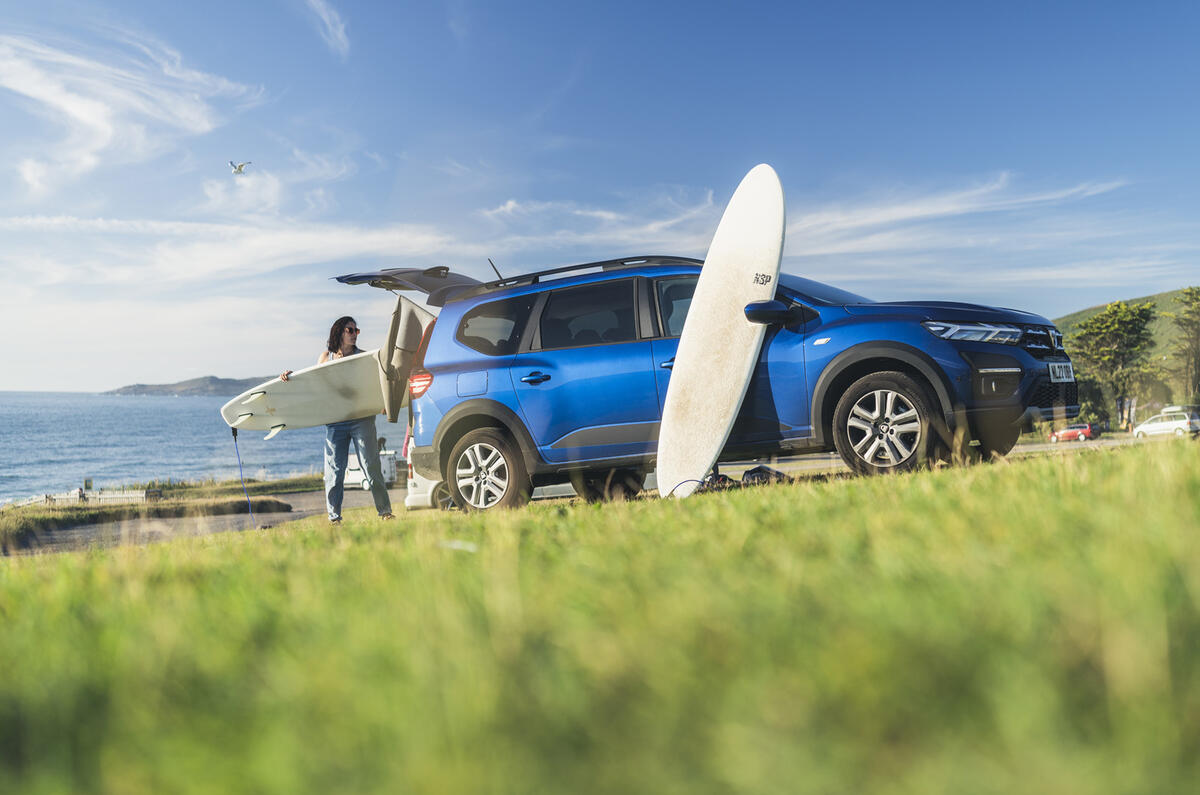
top-left (656, 164), bottom-right (786, 498)
top-left (220, 351), bottom-right (384, 439)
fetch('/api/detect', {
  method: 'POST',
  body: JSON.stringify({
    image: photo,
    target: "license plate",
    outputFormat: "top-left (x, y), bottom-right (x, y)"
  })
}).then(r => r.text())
top-left (1048, 362), bottom-right (1074, 383)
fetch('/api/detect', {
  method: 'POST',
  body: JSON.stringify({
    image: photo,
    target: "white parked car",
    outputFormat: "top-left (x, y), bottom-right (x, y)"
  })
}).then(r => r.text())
top-left (1132, 411), bottom-right (1200, 439)
top-left (404, 462), bottom-right (455, 510)
top-left (346, 445), bottom-right (402, 490)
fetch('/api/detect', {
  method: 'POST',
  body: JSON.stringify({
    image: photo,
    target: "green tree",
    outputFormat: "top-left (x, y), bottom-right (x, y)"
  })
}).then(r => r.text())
top-left (1067, 300), bottom-right (1158, 423)
top-left (1167, 286), bottom-right (1200, 403)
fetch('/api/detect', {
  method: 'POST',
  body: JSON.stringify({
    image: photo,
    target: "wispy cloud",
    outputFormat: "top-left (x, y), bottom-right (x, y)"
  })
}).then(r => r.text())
top-left (0, 32), bottom-right (261, 196)
top-left (304, 0), bottom-right (350, 59)
top-left (446, 0), bottom-right (470, 44)
top-left (787, 171), bottom-right (1123, 247)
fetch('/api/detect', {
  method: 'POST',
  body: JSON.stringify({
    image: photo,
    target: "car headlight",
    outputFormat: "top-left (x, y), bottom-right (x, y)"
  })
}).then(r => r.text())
top-left (922, 321), bottom-right (1022, 344)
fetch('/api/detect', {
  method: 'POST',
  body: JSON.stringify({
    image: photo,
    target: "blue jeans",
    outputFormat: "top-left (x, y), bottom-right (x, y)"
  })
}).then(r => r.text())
top-left (324, 416), bottom-right (392, 521)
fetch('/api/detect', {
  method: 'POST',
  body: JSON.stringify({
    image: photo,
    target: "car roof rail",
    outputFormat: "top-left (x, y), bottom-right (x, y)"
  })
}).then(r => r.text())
top-left (334, 255), bottom-right (703, 306)
top-left (448, 255), bottom-right (703, 303)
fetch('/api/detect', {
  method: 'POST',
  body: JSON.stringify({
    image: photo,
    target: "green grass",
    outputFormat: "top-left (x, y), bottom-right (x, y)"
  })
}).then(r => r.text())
top-left (2, 442), bottom-right (1199, 793)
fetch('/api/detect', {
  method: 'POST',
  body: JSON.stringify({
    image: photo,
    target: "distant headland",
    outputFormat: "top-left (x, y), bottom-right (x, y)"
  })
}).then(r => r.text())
top-left (105, 376), bottom-right (274, 397)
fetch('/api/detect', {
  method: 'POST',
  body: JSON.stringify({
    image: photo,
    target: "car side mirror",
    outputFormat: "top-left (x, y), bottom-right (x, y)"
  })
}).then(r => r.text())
top-left (744, 299), bottom-right (796, 325)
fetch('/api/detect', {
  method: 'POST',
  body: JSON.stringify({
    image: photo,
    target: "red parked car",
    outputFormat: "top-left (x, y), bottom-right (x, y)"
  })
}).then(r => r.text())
top-left (1049, 423), bottom-right (1100, 442)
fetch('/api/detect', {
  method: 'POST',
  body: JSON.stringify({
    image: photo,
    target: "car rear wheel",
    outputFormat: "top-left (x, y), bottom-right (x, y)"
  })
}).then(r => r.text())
top-left (447, 429), bottom-right (530, 511)
top-left (833, 372), bottom-right (937, 475)
top-left (1175, 428), bottom-right (1185, 437)
top-left (1136, 431), bottom-right (1146, 439)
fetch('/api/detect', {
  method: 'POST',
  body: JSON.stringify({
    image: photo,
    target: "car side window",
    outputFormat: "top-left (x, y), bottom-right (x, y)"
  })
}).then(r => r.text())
top-left (655, 277), bottom-right (697, 338)
top-left (654, 277), bottom-right (819, 338)
top-left (456, 294), bottom-right (537, 356)
top-left (539, 280), bottom-right (636, 349)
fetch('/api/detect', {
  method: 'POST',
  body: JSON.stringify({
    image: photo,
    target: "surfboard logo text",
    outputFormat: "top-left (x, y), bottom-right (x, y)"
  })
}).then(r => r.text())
top-left (753, 273), bottom-right (773, 285)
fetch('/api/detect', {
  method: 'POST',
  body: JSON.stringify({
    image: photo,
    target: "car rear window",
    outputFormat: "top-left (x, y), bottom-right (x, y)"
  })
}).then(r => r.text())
top-left (539, 280), bottom-right (636, 349)
top-left (456, 294), bottom-right (537, 356)
top-left (656, 277), bottom-right (697, 337)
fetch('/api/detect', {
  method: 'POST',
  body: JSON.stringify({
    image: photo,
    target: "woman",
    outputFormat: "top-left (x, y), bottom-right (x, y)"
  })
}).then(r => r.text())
top-left (282, 316), bottom-right (394, 523)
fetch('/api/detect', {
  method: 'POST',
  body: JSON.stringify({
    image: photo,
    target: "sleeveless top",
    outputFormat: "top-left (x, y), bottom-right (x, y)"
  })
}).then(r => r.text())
top-left (321, 345), bottom-right (363, 362)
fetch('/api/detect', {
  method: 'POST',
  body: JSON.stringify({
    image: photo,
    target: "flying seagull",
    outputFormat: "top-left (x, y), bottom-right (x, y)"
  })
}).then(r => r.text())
top-left (229, 160), bottom-right (252, 175)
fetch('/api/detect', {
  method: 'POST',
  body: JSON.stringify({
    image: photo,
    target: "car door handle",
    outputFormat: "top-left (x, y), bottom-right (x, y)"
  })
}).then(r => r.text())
top-left (660, 358), bottom-right (674, 370)
top-left (520, 371), bottom-right (551, 384)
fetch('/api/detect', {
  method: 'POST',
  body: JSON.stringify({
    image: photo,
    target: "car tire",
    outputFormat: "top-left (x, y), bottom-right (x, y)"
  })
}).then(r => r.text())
top-left (447, 428), bottom-right (530, 511)
top-left (1175, 428), bottom-right (1185, 437)
top-left (1136, 432), bottom-right (1146, 439)
top-left (1050, 434), bottom-right (1059, 443)
top-left (975, 418), bottom-right (1022, 459)
top-left (571, 469), bottom-right (646, 502)
top-left (833, 371), bottom-right (938, 475)
top-left (431, 481), bottom-right (456, 511)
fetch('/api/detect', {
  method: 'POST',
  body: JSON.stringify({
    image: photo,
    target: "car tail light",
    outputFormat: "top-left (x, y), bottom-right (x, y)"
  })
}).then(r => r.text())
top-left (408, 320), bottom-right (436, 400)
top-left (409, 369), bottom-right (433, 399)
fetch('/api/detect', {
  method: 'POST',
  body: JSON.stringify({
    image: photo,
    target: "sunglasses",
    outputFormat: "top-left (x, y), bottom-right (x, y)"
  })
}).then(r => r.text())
top-left (344, 327), bottom-right (361, 334)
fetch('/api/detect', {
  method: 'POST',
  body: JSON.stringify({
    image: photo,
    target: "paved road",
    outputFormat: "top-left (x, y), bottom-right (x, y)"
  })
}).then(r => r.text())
top-left (26, 431), bottom-right (1157, 553)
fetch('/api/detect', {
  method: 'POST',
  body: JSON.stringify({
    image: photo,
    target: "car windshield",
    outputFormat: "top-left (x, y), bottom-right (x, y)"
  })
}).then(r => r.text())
top-left (779, 273), bottom-right (874, 306)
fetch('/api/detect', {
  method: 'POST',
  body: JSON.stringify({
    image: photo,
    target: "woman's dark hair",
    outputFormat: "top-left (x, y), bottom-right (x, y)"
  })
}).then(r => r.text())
top-left (327, 316), bottom-right (357, 353)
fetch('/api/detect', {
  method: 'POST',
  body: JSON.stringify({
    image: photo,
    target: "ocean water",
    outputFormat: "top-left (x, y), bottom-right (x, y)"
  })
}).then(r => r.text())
top-left (0, 392), bottom-right (404, 504)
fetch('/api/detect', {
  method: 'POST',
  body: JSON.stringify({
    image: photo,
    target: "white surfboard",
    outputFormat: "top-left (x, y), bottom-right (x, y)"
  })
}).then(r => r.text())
top-left (656, 164), bottom-right (786, 498)
top-left (220, 350), bottom-right (384, 439)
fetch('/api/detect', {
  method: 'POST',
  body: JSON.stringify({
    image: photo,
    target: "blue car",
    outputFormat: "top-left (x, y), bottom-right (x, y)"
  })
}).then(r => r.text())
top-left (338, 256), bottom-right (1078, 510)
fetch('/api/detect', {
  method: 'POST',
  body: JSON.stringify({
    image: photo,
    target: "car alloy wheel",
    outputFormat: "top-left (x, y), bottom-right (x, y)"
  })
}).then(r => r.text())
top-left (833, 371), bottom-right (935, 475)
top-left (455, 442), bottom-right (509, 508)
top-left (447, 428), bottom-right (530, 511)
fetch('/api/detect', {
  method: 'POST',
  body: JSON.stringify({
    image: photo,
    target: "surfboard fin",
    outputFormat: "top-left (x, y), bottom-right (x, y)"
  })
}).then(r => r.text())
top-left (231, 413), bottom-right (253, 428)
top-left (241, 391), bottom-right (267, 405)
top-left (263, 424), bottom-right (286, 440)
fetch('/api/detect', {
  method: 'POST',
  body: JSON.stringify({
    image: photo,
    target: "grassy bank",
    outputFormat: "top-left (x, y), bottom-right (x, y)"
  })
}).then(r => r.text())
top-left (0, 497), bottom-right (294, 552)
top-left (123, 473), bottom-right (323, 499)
top-left (0, 475), bottom-right (321, 550)
top-left (1, 443), bottom-right (1198, 793)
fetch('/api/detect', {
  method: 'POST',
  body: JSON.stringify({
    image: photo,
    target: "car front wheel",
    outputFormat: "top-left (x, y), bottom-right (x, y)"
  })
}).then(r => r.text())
top-left (975, 417), bottom-right (1022, 459)
top-left (447, 429), bottom-right (530, 511)
top-left (833, 372), bottom-right (937, 475)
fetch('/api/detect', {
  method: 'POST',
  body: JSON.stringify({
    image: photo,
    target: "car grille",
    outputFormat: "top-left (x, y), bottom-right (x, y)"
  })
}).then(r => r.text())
top-left (1019, 325), bottom-right (1066, 359)
top-left (1028, 376), bottom-right (1078, 409)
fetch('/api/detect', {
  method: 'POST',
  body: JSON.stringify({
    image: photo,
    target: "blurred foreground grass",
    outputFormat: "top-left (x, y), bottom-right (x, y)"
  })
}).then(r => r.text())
top-left (1, 442), bottom-right (1198, 794)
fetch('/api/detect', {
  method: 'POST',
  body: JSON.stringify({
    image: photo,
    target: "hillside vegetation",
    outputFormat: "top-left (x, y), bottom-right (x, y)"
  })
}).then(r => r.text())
top-left (1055, 286), bottom-right (1190, 359)
top-left (104, 374), bottom-right (275, 396)
top-left (1, 442), bottom-right (1198, 793)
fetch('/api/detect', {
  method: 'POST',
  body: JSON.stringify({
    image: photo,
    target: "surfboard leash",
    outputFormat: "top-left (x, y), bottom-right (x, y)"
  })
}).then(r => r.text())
top-left (231, 427), bottom-right (257, 529)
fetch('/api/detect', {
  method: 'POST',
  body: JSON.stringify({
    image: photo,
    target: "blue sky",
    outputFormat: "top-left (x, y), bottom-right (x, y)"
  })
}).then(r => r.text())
top-left (3, 0), bottom-right (1199, 391)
